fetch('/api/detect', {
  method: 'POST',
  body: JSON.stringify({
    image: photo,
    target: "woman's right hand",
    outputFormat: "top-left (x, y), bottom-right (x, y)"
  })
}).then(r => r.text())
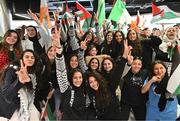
top-left (150, 75), bottom-right (162, 83)
top-left (27, 9), bottom-right (39, 24)
top-left (80, 41), bottom-right (87, 51)
top-left (16, 60), bottom-right (30, 84)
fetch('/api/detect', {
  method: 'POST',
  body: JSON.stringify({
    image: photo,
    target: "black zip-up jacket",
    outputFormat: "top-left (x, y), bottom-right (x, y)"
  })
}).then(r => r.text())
top-left (121, 69), bottom-right (148, 106)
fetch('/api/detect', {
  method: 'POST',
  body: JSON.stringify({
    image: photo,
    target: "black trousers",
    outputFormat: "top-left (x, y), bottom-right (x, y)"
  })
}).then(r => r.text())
top-left (120, 103), bottom-right (146, 120)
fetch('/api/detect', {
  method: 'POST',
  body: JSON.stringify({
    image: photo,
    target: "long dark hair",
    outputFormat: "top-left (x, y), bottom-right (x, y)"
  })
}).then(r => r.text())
top-left (150, 60), bottom-right (168, 79)
top-left (127, 29), bottom-right (142, 57)
top-left (150, 60), bottom-right (170, 111)
top-left (66, 53), bottom-right (79, 71)
top-left (114, 30), bottom-right (125, 56)
top-left (101, 57), bottom-right (116, 75)
top-left (41, 46), bottom-right (55, 74)
top-left (68, 68), bottom-right (85, 89)
top-left (88, 57), bottom-right (100, 72)
top-left (0, 49), bottom-right (39, 85)
top-left (104, 31), bottom-right (115, 47)
top-left (21, 49), bottom-right (39, 73)
top-left (87, 71), bottom-right (111, 108)
top-left (114, 30), bottom-right (125, 44)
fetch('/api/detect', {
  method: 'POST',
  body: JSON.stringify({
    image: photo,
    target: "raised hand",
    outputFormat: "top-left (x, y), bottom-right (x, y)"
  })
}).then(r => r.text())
top-left (93, 12), bottom-right (98, 23)
top-left (127, 51), bottom-right (134, 65)
top-left (80, 41), bottom-right (87, 51)
top-left (102, 19), bottom-right (107, 29)
top-left (69, 17), bottom-right (74, 26)
top-left (27, 9), bottom-right (39, 24)
top-left (53, 10), bottom-right (60, 21)
top-left (51, 26), bottom-right (63, 54)
top-left (122, 39), bottom-right (132, 59)
top-left (16, 60), bottom-right (30, 84)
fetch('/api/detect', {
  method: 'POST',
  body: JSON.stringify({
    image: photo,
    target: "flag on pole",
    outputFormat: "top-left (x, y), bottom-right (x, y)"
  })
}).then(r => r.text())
top-left (41, 89), bottom-right (55, 121)
top-left (40, 0), bottom-right (52, 28)
top-left (76, 2), bottom-right (92, 20)
top-left (167, 63), bottom-right (180, 95)
top-left (62, 1), bottom-right (72, 32)
top-left (75, 1), bottom-right (92, 30)
top-left (108, 0), bottom-right (125, 22)
top-left (74, 10), bottom-right (83, 18)
top-left (151, 2), bottom-right (180, 23)
top-left (41, 103), bottom-right (55, 121)
top-left (109, 0), bottom-right (131, 26)
top-left (64, 1), bottom-right (72, 19)
top-left (167, 46), bottom-right (180, 95)
top-left (97, 0), bottom-right (105, 27)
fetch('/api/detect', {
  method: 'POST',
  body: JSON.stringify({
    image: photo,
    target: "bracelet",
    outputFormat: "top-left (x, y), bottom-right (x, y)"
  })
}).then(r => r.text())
top-left (127, 63), bottom-right (131, 66)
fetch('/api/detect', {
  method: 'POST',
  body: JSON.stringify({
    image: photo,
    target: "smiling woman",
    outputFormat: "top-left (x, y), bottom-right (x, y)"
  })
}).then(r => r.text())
top-left (120, 57), bottom-right (148, 120)
top-left (0, 30), bottom-right (22, 71)
top-left (0, 49), bottom-right (40, 120)
top-left (141, 60), bottom-right (178, 120)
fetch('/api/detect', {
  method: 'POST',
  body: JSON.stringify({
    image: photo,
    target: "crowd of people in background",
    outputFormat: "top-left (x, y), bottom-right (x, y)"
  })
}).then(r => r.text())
top-left (0, 9), bottom-right (180, 121)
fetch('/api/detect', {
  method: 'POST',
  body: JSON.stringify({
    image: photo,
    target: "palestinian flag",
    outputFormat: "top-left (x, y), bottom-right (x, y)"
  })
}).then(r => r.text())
top-left (74, 10), bottom-right (83, 18)
top-left (167, 63), bottom-right (180, 95)
top-left (76, 1), bottom-right (92, 20)
top-left (167, 46), bottom-right (180, 95)
top-left (41, 89), bottom-right (55, 121)
top-left (75, 1), bottom-right (92, 31)
top-left (61, 1), bottom-right (72, 32)
top-left (41, 102), bottom-right (55, 121)
top-left (151, 2), bottom-right (180, 23)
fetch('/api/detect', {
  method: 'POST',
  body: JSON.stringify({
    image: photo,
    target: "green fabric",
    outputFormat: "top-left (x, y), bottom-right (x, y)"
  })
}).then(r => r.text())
top-left (108, 0), bottom-right (125, 22)
top-left (174, 85), bottom-right (180, 95)
top-left (167, 47), bottom-right (174, 61)
top-left (46, 103), bottom-right (55, 120)
top-left (97, 0), bottom-right (105, 27)
top-left (82, 18), bottom-right (92, 31)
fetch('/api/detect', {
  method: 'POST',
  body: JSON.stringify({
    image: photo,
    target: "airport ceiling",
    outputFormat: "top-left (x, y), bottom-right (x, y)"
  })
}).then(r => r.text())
top-left (6, 0), bottom-right (180, 20)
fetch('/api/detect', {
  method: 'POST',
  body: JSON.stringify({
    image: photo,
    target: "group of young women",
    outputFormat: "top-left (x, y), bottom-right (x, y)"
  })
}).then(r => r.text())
top-left (0, 9), bottom-right (179, 121)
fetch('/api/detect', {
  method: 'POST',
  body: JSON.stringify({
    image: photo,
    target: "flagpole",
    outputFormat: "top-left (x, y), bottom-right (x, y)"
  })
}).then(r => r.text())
top-left (90, 12), bottom-right (95, 27)
top-left (41, 89), bottom-right (55, 120)
top-left (86, 18), bottom-right (90, 30)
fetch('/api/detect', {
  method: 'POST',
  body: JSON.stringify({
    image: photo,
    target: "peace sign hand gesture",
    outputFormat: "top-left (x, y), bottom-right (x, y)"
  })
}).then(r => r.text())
top-left (16, 60), bottom-right (30, 84)
top-left (27, 9), bottom-right (39, 24)
top-left (51, 26), bottom-right (63, 54)
top-left (122, 39), bottom-right (132, 59)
